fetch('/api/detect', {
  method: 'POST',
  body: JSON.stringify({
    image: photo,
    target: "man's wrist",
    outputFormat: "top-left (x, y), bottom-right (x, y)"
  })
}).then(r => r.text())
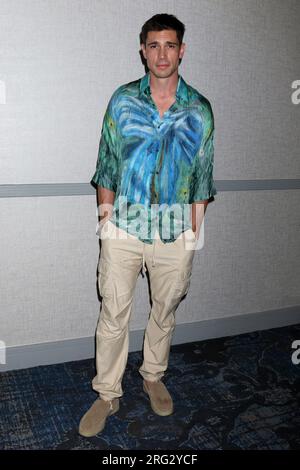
top-left (99, 214), bottom-right (111, 224)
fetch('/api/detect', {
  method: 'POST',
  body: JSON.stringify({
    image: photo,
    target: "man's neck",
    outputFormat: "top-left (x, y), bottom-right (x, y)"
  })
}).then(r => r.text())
top-left (149, 71), bottom-right (179, 100)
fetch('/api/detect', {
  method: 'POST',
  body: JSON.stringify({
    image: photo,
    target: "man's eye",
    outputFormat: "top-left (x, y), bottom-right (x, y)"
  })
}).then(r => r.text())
top-left (148, 44), bottom-right (176, 49)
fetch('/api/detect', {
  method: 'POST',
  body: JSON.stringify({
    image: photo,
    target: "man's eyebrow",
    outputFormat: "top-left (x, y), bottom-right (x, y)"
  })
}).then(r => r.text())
top-left (147, 41), bottom-right (179, 46)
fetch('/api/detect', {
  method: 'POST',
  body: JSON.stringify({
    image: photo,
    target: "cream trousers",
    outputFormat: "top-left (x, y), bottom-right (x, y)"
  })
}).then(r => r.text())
top-left (92, 220), bottom-right (197, 401)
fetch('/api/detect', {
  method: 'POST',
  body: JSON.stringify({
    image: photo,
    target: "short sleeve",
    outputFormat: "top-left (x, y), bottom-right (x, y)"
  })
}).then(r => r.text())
top-left (189, 102), bottom-right (217, 203)
top-left (91, 97), bottom-right (118, 192)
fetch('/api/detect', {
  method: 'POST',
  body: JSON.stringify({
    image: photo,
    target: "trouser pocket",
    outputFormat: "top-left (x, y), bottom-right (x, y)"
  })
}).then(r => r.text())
top-left (172, 268), bottom-right (192, 300)
top-left (98, 257), bottom-right (113, 298)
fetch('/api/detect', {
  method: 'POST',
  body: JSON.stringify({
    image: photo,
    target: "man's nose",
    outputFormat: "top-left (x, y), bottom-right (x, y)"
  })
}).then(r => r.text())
top-left (159, 47), bottom-right (166, 58)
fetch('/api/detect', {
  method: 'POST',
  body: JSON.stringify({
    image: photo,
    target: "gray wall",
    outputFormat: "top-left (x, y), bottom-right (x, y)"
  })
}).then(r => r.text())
top-left (0, 0), bottom-right (299, 371)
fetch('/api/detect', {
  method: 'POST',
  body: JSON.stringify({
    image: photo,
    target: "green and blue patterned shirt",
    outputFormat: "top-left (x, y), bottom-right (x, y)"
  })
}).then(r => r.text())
top-left (91, 71), bottom-right (217, 243)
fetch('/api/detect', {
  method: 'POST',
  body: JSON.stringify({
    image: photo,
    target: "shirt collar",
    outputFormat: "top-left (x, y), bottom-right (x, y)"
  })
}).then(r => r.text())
top-left (139, 71), bottom-right (189, 105)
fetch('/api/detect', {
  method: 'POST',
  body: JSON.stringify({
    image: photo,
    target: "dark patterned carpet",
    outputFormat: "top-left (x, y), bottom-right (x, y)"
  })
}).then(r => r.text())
top-left (0, 323), bottom-right (300, 450)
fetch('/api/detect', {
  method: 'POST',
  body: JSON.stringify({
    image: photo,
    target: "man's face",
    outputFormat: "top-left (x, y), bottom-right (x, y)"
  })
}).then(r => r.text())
top-left (141, 29), bottom-right (185, 79)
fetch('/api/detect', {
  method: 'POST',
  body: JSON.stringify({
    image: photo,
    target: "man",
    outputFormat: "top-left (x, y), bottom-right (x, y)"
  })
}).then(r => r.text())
top-left (79, 13), bottom-right (217, 437)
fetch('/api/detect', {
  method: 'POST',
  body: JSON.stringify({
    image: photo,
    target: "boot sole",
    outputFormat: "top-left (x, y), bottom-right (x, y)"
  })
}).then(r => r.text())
top-left (143, 383), bottom-right (174, 416)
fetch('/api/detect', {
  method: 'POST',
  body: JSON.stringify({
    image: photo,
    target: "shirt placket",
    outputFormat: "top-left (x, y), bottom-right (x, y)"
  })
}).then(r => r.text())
top-left (147, 93), bottom-right (176, 242)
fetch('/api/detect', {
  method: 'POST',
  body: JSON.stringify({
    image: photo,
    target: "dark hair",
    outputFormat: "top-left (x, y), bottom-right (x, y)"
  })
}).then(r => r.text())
top-left (139, 13), bottom-right (185, 46)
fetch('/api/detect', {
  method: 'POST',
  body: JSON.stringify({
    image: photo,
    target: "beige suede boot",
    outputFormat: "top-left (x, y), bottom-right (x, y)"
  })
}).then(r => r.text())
top-left (78, 397), bottom-right (119, 437)
top-left (143, 380), bottom-right (174, 416)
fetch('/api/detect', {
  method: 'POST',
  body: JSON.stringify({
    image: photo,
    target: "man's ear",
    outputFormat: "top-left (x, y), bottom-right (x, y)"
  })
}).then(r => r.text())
top-left (179, 42), bottom-right (186, 59)
top-left (141, 44), bottom-right (147, 60)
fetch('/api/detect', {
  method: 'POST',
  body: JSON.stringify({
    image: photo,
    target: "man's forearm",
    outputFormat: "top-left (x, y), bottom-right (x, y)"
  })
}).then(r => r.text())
top-left (97, 186), bottom-right (115, 222)
top-left (191, 201), bottom-right (208, 237)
